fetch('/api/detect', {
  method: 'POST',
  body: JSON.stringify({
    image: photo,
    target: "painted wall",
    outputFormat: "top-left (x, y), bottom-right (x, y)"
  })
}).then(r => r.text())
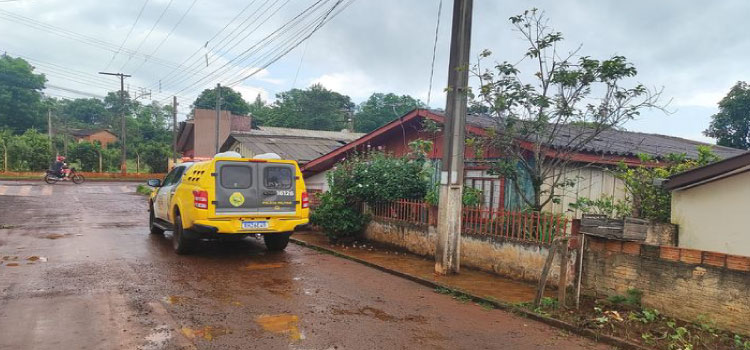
top-left (79, 131), bottom-right (118, 147)
top-left (363, 220), bottom-right (576, 287)
top-left (304, 171), bottom-right (329, 192)
top-left (542, 165), bottom-right (628, 218)
top-left (671, 171), bottom-right (750, 256)
top-left (583, 237), bottom-right (750, 335)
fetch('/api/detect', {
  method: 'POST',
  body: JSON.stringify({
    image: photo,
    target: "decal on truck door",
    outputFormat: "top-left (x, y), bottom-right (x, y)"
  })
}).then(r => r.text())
top-left (229, 192), bottom-right (245, 207)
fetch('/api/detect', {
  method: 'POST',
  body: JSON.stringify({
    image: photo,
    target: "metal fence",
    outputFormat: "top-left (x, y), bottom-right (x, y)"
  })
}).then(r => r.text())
top-left (368, 199), bottom-right (567, 245)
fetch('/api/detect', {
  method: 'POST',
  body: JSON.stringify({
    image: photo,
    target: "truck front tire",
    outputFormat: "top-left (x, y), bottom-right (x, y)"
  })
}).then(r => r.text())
top-left (264, 233), bottom-right (291, 251)
top-left (149, 205), bottom-right (164, 235)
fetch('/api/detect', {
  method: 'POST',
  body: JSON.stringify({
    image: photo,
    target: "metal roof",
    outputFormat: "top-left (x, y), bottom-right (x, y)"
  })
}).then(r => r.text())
top-left (255, 126), bottom-right (364, 142)
top-left (463, 113), bottom-right (745, 160)
top-left (223, 134), bottom-right (347, 163)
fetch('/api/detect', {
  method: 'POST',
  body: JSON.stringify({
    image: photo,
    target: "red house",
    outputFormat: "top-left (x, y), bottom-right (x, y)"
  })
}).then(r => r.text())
top-left (302, 109), bottom-right (742, 214)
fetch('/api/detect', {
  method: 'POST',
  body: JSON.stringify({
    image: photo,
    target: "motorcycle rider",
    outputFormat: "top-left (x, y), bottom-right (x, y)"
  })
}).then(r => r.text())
top-left (51, 156), bottom-right (68, 179)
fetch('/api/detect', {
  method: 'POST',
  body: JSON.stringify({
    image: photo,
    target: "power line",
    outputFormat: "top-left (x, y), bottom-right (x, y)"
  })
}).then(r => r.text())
top-left (427, 0), bottom-right (443, 106)
top-left (130, 0), bottom-right (199, 75)
top-left (120, 0), bottom-right (175, 71)
top-left (103, 0), bottom-right (150, 71)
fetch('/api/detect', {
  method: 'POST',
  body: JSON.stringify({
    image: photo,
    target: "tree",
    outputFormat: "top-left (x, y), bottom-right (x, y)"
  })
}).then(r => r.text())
top-left (68, 141), bottom-right (100, 172)
top-left (262, 84), bottom-right (354, 131)
top-left (192, 86), bottom-right (250, 116)
top-left (354, 93), bottom-right (424, 133)
top-left (0, 55), bottom-right (47, 133)
top-left (61, 98), bottom-right (110, 127)
top-left (473, 9), bottom-right (661, 211)
top-left (137, 141), bottom-right (170, 173)
top-left (704, 81), bottom-right (750, 149)
top-left (6, 129), bottom-right (52, 171)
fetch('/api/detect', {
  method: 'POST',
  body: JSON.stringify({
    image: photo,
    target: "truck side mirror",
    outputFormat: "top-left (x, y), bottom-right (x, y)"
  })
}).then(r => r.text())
top-left (147, 179), bottom-right (162, 187)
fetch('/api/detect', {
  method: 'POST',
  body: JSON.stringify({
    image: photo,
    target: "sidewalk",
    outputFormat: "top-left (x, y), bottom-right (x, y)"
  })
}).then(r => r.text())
top-left (292, 231), bottom-right (551, 304)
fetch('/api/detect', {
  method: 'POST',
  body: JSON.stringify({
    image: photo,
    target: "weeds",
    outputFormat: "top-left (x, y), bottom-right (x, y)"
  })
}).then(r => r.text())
top-left (606, 288), bottom-right (643, 307)
top-left (629, 308), bottom-right (660, 324)
top-left (734, 335), bottom-right (750, 350)
top-left (136, 184), bottom-right (152, 195)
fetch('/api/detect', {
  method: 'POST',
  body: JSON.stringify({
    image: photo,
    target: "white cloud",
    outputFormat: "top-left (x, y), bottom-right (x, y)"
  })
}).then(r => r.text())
top-left (233, 84), bottom-right (270, 103)
top-left (310, 71), bottom-right (380, 100)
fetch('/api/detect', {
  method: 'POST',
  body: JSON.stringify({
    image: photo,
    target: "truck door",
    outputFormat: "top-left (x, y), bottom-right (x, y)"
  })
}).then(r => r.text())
top-left (258, 163), bottom-right (296, 214)
top-left (214, 161), bottom-right (259, 215)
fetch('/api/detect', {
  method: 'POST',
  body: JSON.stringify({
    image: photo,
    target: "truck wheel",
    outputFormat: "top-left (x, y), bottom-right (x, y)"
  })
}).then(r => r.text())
top-left (264, 233), bottom-right (291, 251)
top-left (149, 205), bottom-right (164, 235)
top-left (173, 214), bottom-right (195, 255)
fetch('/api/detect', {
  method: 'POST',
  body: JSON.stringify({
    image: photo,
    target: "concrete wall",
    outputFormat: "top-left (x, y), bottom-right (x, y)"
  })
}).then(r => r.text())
top-left (671, 171), bottom-right (750, 256)
top-left (304, 171), bottom-right (330, 192)
top-left (583, 237), bottom-right (750, 335)
top-left (363, 220), bottom-right (576, 287)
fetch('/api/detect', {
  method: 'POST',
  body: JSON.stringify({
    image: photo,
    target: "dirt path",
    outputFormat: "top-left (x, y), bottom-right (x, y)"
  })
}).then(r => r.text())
top-left (0, 180), bottom-right (612, 349)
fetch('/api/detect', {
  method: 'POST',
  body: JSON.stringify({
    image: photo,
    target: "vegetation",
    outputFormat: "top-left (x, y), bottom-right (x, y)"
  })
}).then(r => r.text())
top-left (0, 55), bottom-right (47, 133)
top-left (254, 84), bottom-right (354, 131)
top-left (311, 144), bottom-right (432, 241)
top-left (616, 146), bottom-right (719, 222)
top-left (704, 81), bottom-right (750, 149)
top-left (568, 195), bottom-right (632, 219)
top-left (192, 85), bottom-right (251, 116)
top-left (472, 9), bottom-right (662, 211)
top-left (354, 93), bottom-right (424, 133)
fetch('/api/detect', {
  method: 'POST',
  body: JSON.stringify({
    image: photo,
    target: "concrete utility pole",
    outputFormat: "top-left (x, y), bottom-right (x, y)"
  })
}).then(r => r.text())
top-left (99, 72), bottom-right (131, 174)
top-left (172, 96), bottom-right (178, 164)
top-left (214, 83), bottom-right (222, 154)
top-left (47, 108), bottom-right (53, 154)
top-left (435, 0), bottom-right (473, 275)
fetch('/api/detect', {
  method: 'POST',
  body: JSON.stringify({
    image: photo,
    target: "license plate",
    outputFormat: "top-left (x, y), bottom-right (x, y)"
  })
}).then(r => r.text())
top-left (242, 221), bottom-right (268, 229)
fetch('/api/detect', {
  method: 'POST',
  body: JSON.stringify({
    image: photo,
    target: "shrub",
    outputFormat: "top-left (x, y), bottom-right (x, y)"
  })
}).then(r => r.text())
top-left (310, 192), bottom-right (369, 241)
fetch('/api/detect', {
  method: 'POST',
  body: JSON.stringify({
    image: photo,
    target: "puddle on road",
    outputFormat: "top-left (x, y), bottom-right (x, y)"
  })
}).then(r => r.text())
top-left (2, 256), bottom-right (19, 261)
top-left (164, 295), bottom-right (191, 305)
top-left (26, 256), bottom-right (46, 262)
top-left (332, 307), bottom-right (427, 324)
top-left (256, 314), bottom-right (303, 341)
top-left (5, 263), bottom-right (19, 267)
top-left (180, 326), bottom-right (232, 341)
top-left (240, 263), bottom-right (284, 271)
top-left (44, 233), bottom-right (70, 240)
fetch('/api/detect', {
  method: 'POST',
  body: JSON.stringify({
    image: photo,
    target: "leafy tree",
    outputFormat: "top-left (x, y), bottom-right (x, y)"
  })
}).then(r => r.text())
top-left (616, 146), bottom-right (719, 222)
top-left (68, 141), bottom-right (100, 172)
top-left (247, 94), bottom-right (269, 127)
top-left (136, 141), bottom-right (170, 173)
top-left (192, 85), bottom-right (250, 116)
top-left (704, 81), bottom-right (750, 149)
top-left (473, 9), bottom-right (661, 211)
top-left (6, 129), bottom-right (52, 171)
top-left (261, 84), bottom-right (354, 131)
top-left (61, 98), bottom-right (110, 127)
top-left (0, 55), bottom-right (47, 133)
top-left (354, 93), bottom-right (424, 133)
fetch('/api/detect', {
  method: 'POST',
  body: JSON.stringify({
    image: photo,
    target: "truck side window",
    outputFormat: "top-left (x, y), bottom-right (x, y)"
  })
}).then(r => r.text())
top-left (221, 165), bottom-right (252, 189)
top-left (264, 167), bottom-right (292, 189)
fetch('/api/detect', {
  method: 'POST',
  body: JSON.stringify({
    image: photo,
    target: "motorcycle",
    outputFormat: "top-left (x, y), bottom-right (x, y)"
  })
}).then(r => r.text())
top-left (44, 168), bottom-right (85, 184)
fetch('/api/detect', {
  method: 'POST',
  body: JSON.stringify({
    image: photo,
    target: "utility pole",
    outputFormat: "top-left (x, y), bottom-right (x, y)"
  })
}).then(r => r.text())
top-left (99, 72), bottom-right (131, 174)
top-left (172, 96), bottom-right (178, 165)
top-left (47, 108), bottom-right (53, 154)
top-left (214, 83), bottom-right (222, 154)
top-left (435, 0), bottom-right (473, 275)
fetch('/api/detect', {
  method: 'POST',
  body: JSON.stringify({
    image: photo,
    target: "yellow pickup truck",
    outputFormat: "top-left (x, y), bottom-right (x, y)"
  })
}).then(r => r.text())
top-left (146, 156), bottom-right (310, 254)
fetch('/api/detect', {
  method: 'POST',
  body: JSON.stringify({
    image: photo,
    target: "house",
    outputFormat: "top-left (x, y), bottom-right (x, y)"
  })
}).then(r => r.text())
top-left (664, 151), bottom-right (750, 256)
top-left (220, 127), bottom-right (363, 165)
top-left (302, 109), bottom-right (744, 214)
top-left (69, 129), bottom-right (118, 147)
top-left (175, 108), bottom-right (253, 159)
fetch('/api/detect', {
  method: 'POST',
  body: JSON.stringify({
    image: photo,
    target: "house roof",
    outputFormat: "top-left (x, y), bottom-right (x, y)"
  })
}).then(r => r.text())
top-left (255, 126), bottom-right (364, 142)
top-left (69, 129), bottom-right (115, 137)
top-left (301, 109), bottom-right (745, 175)
top-left (664, 151), bottom-right (750, 191)
top-left (221, 133), bottom-right (348, 163)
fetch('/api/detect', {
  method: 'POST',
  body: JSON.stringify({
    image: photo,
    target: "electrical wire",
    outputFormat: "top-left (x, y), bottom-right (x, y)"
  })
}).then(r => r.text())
top-left (426, 0), bottom-right (443, 106)
top-left (119, 0), bottom-right (175, 71)
top-left (130, 0), bottom-right (199, 75)
top-left (103, 0), bottom-right (150, 71)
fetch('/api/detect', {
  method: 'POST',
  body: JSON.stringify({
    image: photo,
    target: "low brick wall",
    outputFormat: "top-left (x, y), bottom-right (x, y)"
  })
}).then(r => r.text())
top-left (583, 236), bottom-right (750, 335)
top-left (0, 171), bottom-right (165, 180)
top-left (363, 220), bottom-right (576, 287)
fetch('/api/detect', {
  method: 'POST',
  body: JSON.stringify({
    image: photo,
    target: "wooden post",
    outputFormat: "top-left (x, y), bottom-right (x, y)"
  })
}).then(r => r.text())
top-left (534, 239), bottom-right (560, 308)
top-left (98, 149), bottom-right (102, 173)
top-left (558, 242), bottom-right (570, 308)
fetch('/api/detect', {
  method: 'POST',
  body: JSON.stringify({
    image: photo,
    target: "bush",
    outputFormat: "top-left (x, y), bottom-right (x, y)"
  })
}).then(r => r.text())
top-left (68, 141), bottom-right (100, 171)
top-left (5, 129), bottom-right (52, 171)
top-left (310, 192), bottom-right (369, 241)
top-left (137, 142), bottom-right (170, 173)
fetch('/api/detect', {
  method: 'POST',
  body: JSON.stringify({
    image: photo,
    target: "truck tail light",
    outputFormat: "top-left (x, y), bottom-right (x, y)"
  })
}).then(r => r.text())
top-left (193, 190), bottom-right (208, 209)
top-left (301, 191), bottom-right (309, 209)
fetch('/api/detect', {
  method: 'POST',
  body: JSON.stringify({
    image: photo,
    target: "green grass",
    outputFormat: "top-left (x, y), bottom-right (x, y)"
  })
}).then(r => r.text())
top-left (136, 184), bottom-right (153, 195)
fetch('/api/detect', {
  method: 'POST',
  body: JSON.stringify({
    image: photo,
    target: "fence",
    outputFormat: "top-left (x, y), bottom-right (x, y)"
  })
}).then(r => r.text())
top-left (367, 199), bottom-right (567, 245)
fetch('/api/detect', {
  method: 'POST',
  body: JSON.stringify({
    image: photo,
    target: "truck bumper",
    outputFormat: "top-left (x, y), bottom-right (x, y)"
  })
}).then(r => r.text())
top-left (188, 218), bottom-right (309, 238)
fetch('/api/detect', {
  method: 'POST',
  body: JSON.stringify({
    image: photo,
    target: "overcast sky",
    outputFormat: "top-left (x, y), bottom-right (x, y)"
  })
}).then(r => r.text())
top-left (1, 0), bottom-right (747, 143)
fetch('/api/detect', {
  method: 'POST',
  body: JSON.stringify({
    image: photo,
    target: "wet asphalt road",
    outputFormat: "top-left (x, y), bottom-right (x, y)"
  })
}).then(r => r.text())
top-left (0, 181), bottom-right (611, 350)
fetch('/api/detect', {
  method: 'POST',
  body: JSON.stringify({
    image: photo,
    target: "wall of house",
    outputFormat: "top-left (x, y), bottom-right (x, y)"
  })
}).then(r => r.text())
top-left (582, 236), bottom-right (750, 335)
top-left (304, 171), bottom-right (329, 192)
top-left (541, 165), bottom-right (627, 218)
top-left (227, 140), bottom-right (255, 159)
top-left (671, 171), bottom-right (750, 256)
top-left (84, 131), bottom-right (117, 146)
top-left (363, 220), bottom-right (576, 287)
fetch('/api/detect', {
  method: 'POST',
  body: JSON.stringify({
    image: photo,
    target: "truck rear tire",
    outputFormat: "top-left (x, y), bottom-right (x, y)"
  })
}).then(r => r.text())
top-left (264, 233), bottom-right (291, 251)
top-left (173, 214), bottom-right (195, 255)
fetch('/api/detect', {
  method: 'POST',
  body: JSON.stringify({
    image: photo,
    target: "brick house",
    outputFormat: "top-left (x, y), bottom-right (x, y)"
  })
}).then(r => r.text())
top-left (69, 129), bottom-right (118, 147)
top-left (175, 108), bottom-right (254, 159)
top-left (302, 109), bottom-right (743, 215)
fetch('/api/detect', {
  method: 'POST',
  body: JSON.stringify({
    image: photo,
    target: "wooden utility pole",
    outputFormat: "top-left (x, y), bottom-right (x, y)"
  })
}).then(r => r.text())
top-left (47, 108), bottom-right (54, 154)
top-left (214, 83), bottom-right (222, 154)
top-left (435, 0), bottom-right (473, 275)
top-left (99, 72), bottom-right (131, 174)
top-left (172, 96), bottom-right (178, 164)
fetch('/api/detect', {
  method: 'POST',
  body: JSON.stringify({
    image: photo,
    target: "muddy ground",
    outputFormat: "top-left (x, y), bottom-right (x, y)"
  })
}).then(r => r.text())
top-left (0, 181), bottom-right (612, 349)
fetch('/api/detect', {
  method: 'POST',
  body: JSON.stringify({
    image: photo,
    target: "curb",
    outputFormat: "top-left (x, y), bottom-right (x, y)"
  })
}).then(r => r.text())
top-left (290, 237), bottom-right (651, 350)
